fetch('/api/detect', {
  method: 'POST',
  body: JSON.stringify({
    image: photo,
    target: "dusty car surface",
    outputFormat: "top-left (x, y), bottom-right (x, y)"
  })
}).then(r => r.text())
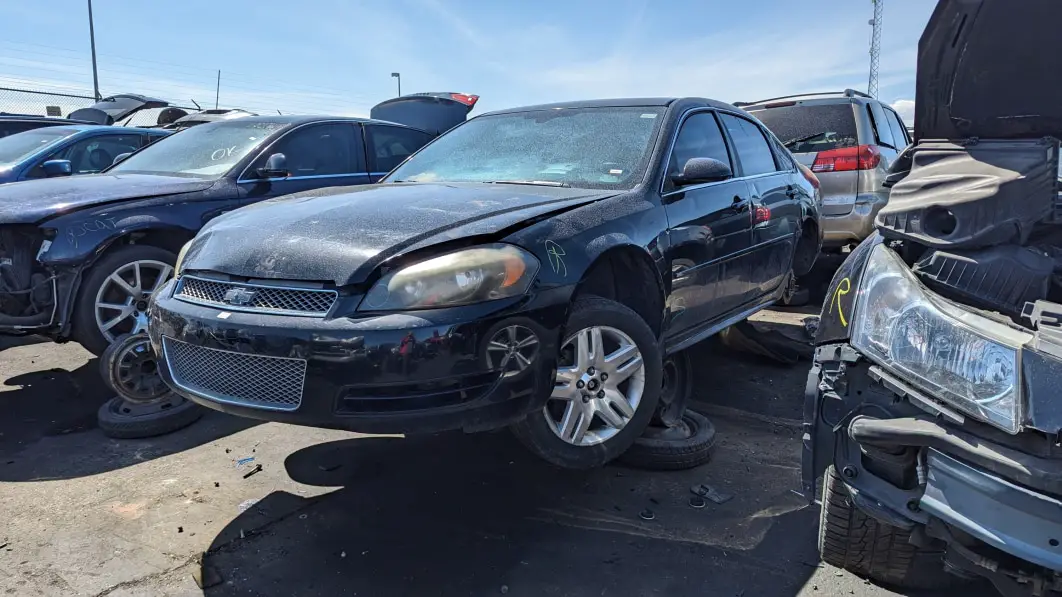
top-left (741, 89), bottom-right (910, 248)
top-left (148, 97), bottom-right (822, 469)
top-left (803, 0), bottom-right (1062, 594)
top-left (0, 95), bottom-right (470, 355)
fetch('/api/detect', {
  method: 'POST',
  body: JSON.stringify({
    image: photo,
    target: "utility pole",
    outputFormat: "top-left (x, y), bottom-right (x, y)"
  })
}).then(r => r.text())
top-left (87, 0), bottom-right (101, 100)
top-left (215, 70), bottom-right (221, 109)
top-left (868, 0), bottom-right (883, 98)
top-left (391, 72), bottom-right (401, 97)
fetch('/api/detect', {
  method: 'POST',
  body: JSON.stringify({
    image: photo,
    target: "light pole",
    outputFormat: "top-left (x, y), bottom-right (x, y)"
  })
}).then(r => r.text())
top-left (391, 72), bottom-right (401, 97)
top-left (87, 0), bottom-right (101, 100)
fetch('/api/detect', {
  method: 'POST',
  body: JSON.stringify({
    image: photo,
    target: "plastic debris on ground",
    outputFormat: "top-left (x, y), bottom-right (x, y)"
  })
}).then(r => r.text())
top-left (690, 483), bottom-right (733, 505)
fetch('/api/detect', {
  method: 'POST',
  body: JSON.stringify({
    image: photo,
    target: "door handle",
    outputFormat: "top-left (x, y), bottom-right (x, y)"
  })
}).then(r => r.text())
top-left (731, 195), bottom-right (750, 211)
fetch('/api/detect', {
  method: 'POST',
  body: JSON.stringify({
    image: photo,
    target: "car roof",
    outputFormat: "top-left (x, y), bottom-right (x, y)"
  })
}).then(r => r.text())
top-left (480, 97), bottom-right (739, 116)
top-left (51, 124), bottom-right (166, 134)
top-left (227, 114), bottom-right (419, 128)
top-left (0, 114), bottom-right (98, 125)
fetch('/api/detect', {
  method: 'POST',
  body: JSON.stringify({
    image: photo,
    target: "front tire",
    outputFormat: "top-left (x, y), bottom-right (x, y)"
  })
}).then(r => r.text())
top-left (510, 296), bottom-right (662, 469)
top-left (818, 466), bottom-right (951, 589)
top-left (72, 244), bottom-right (176, 355)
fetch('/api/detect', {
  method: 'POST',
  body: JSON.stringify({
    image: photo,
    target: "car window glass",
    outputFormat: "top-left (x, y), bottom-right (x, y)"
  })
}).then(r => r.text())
top-left (718, 113), bottom-right (778, 176)
top-left (666, 112), bottom-right (731, 182)
top-left (883, 109), bottom-right (909, 148)
top-left (751, 103), bottom-right (858, 153)
top-left (367, 125), bottom-right (432, 173)
top-left (54, 134), bottom-right (143, 174)
top-left (257, 123), bottom-right (357, 177)
top-left (867, 103), bottom-right (895, 149)
top-left (770, 136), bottom-right (796, 171)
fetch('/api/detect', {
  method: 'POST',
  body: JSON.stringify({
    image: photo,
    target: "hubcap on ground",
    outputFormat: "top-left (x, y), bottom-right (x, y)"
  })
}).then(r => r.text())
top-left (94, 259), bottom-right (173, 343)
top-left (544, 325), bottom-right (645, 447)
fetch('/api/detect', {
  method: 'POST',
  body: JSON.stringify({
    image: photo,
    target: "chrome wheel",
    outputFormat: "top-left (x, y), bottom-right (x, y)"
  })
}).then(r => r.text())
top-left (544, 325), bottom-right (645, 446)
top-left (94, 260), bottom-right (173, 343)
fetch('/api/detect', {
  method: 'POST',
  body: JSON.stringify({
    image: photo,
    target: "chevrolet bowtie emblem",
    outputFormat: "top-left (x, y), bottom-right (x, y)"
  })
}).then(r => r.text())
top-left (223, 287), bottom-right (256, 306)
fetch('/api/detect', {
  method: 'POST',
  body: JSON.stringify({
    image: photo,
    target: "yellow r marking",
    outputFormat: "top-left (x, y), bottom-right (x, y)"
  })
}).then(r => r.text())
top-left (830, 277), bottom-right (851, 327)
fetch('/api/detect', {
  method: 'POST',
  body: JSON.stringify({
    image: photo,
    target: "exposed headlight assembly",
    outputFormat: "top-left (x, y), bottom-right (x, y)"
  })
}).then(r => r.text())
top-left (851, 244), bottom-right (1033, 433)
top-left (359, 244), bottom-right (539, 311)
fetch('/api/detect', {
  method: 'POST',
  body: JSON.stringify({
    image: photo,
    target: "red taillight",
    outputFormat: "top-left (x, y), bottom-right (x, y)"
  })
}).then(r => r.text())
top-left (811, 145), bottom-right (881, 173)
top-left (798, 163), bottom-right (820, 190)
top-left (450, 93), bottom-right (479, 107)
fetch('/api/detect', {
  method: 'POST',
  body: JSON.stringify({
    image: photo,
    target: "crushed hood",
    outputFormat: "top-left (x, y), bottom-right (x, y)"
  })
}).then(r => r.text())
top-left (916, 0), bottom-right (1062, 141)
top-left (0, 174), bottom-right (216, 224)
top-left (183, 183), bottom-right (616, 286)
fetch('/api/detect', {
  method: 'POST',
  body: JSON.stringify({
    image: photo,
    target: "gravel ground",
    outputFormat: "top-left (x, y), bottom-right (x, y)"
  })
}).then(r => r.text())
top-left (0, 262), bottom-right (999, 596)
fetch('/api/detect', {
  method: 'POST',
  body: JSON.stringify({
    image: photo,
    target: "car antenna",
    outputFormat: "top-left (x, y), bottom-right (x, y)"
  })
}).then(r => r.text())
top-left (190, 99), bottom-right (202, 110)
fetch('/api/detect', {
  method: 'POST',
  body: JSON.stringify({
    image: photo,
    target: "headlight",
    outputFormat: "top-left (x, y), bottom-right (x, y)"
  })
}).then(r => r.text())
top-left (358, 244), bottom-right (539, 311)
top-left (174, 241), bottom-right (192, 274)
top-left (851, 244), bottom-right (1032, 433)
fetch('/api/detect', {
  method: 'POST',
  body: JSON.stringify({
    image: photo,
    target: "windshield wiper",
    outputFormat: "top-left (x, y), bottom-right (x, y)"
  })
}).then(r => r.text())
top-left (485, 180), bottom-right (570, 188)
top-left (783, 132), bottom-right (829, 148)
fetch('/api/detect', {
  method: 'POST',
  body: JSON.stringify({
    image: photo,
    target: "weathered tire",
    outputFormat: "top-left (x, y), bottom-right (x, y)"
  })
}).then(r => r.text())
top-left (510, 295), bottom-right (662, 469)
top-left (818, 466), bottom-right (952, 589)
top-left (97, 394), bottom-right (204, 440)
top-left (72, 244), bottom-right (176, 355)
top-left (619, 409), bottom-right (715, 470)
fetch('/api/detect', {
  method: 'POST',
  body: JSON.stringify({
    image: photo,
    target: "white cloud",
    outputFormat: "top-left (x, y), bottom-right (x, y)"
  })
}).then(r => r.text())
top-left (891, 99), bottom-right (915, 125)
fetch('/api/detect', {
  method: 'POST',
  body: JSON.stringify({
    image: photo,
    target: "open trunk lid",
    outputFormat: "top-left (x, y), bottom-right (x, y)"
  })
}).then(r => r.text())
top-left (915, 0), bottom-right (1062, 141)
top-left (369, 92), bottom-right (479, 137)
top-left (67, 94), bottom-right (172, 126)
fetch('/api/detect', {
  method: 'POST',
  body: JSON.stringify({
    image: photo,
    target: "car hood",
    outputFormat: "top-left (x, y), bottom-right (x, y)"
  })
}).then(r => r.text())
top-left (0, 174), bottom-right (216, 224)
top-left (183, 183), bottom-right (617, 286)
top-left (915, 0), bottom-right (1062, 140)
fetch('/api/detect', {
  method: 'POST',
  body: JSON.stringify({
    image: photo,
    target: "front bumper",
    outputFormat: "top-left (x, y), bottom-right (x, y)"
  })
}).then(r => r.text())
top-left (148, 279), bottom-right (569, 434)
top-left (820, 194), bottom-right (887, 246)
top-left (802, 350), bottom-right (1062, 575)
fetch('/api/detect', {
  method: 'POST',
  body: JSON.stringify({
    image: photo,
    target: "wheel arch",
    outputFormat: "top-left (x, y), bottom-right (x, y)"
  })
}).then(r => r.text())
top-left (571, 242), bottom-right (666, 338)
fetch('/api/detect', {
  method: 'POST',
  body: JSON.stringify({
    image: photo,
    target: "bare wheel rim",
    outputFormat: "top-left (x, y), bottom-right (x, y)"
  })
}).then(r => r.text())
top-left (543, 325), bottom-right (646, 447)
top-left (94, 259), bottom-right (173, 343)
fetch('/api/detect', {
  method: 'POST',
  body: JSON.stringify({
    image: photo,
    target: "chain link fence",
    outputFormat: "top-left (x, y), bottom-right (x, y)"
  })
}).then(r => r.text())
top-left (0, 86), bottom-right (198, 127)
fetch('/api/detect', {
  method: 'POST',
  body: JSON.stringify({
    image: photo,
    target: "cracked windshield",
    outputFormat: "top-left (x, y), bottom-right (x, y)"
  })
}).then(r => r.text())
top-left (0, 1), bottom-right (1052, 596)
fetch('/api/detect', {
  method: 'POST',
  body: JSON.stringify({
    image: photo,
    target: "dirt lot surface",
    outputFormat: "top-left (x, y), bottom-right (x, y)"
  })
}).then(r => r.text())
top-left (0, 262), bottom-right (999, 596)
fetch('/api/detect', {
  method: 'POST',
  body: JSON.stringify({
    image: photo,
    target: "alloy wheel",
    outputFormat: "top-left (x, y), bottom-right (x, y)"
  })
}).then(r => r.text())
top-left (94, 259), bottom-right (173, 343)
top-left (544, 325), bottom-right (645, 446)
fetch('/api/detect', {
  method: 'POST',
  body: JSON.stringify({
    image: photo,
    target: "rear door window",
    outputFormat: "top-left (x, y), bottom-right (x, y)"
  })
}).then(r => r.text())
top-left (55, 134), bottom-right (144, 174)
top-left (751, 103), bottom-right (858, 155)
top-left (867, 103), bottom-right (896, 149)
top-left (718, 113), bottom-right (778, 176)
top-left (366, 125), bottom-right (433, 173)
top-left (883, 109), bottom-right (909, 147)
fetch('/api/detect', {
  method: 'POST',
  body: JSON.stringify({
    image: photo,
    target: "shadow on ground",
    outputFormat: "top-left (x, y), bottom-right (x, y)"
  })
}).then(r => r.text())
top-left (0, 335), bottom-right (258, 482)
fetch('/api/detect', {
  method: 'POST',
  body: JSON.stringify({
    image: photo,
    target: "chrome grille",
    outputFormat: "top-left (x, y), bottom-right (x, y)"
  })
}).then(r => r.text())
top-left (163, 337), bottom-right (306, 411)
top-left (176, 276), bottom-right (337, 316)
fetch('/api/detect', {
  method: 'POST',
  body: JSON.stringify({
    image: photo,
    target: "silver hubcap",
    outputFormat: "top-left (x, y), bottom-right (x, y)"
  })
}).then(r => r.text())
top-left (94, 259), bottom-right (173, 343)
top-left (544, 325), bottom-right (645, 447)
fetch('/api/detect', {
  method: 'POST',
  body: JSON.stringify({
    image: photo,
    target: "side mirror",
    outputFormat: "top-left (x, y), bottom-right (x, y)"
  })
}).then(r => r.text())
top-left (671, 157), bottom-right (732, 186)
top-left (255, 153), bottom-right (289, 179)
top-left (41, 159), bottom-right (72, 178)
top-left (112, 153), bottom-right (132, 166)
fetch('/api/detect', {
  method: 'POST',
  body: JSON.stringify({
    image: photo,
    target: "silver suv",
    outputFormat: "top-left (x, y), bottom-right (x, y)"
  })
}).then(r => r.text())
top-left (737, 90), bottom-right (910, 248)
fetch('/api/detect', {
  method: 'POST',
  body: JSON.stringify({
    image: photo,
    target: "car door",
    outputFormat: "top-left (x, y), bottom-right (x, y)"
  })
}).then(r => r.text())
top-left (662, 110), bottom-right (754, 340)
top-left (239, 122), bottom-right (369, 198)
top-left (719, 112), bottom-right (802, 300)
top-left (364, 124), bottom-right (434, 182)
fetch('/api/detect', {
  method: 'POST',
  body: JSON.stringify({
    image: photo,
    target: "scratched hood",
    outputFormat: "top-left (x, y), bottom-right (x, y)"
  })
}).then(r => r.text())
top-left (184, 183), bottom-right (616, 285)
top-left (915, 0), bottom-right (1062, 141)
top-left (0, 174), bottom-right (215, 224)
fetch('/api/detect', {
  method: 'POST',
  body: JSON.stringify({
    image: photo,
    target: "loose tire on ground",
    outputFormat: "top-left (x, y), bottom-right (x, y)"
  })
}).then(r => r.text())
top-left (72, 244), bottom-right (176, 355)
top-left (619, 409), bottom-right (715, 470)
top-left (818, 465), bottom-right (952, 590)
top-left (97, 395), bottom-right (204, 440)
top-left (510, 295), bottom-right (662, 469)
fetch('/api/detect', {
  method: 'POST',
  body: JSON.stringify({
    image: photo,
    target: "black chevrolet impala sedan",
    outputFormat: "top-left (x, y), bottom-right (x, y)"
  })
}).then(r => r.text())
top-left (148, 97), bottom-right (822, 468)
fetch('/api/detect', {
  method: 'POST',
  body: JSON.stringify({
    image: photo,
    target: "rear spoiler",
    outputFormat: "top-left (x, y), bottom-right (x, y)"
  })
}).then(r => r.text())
top-left (370, 92), bottom-right (479, 137)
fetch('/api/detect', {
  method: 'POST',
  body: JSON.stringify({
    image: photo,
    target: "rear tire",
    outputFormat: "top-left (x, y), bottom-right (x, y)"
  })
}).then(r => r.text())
top-left (818, 466), bottom-right (952, 589)
top-left (510, 296), bottom-right (662, 469)
top-left (97, 394), bottom-right (203, 440)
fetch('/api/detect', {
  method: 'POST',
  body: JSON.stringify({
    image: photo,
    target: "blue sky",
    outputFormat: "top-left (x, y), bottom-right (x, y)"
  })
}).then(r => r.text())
top-left (0, 0), bottom-right (934, 123)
